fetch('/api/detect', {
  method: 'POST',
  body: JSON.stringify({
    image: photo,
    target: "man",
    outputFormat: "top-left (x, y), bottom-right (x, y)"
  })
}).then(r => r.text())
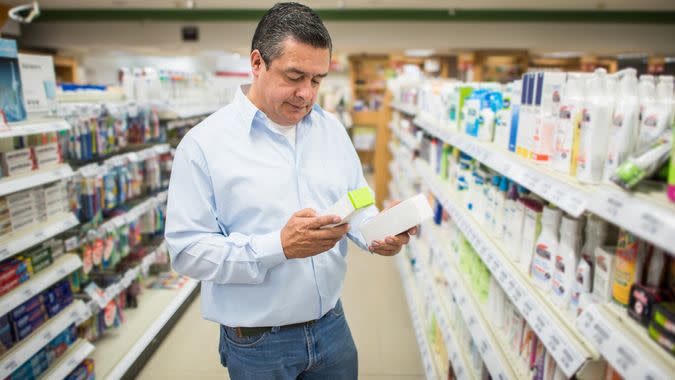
top-left (165, 3), bottom-right (416, 379)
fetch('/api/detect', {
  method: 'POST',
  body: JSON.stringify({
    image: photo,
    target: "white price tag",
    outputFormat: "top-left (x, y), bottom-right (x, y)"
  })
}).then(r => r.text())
top-left (3, 359), bottom-right (18, 373)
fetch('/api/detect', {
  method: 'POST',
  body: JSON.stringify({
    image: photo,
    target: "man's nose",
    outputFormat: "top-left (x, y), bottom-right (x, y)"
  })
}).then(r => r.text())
top-left (296, 80), bottom-right (314, 101)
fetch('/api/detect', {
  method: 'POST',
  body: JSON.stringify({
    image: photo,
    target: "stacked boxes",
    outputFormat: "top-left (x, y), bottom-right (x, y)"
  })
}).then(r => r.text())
top-left (0, 257), bottom-right (31, 296)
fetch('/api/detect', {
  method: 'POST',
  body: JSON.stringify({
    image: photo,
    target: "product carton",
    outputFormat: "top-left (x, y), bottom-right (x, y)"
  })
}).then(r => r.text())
top-left (18, 54), bottom-right (58, 117)
top-left (321, 187), bottom-right (375, 229)
top-left (359, 193), bottom-right (433, 244)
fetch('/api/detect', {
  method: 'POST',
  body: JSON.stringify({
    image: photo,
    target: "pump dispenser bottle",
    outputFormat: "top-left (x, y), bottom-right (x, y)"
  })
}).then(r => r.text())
top-left (605, 69), bottom-right (640, 181)
top-left (552, 216), bottom-right (582, 308)
top-left (577, 69), bottom-right (614, 184)
top-left (571, 216), bottom-right (608, 309)
top-left (552, 74), bottom-right (585, 175)
top-left (531, 206), bottom-right (562, 291)
top-left (638, 76), bottom-right (674, 150)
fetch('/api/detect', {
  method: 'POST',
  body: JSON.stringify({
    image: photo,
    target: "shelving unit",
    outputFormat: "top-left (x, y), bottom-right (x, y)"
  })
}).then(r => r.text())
top-left (157, 104), bottom-right (220, 120)
top-left (0, 212), bottom-right (80, 262)
top-left (0, 254), bottom-right (82, 318)
top-left (577, 303), bottom-right (675, 380)
top-left (0, 118), bottom-right (70, 139)
top-left (40, 339), bottom-right (95, 380)
top-left (0, 300), bottom-right (89, 379)
top-left (411, 111), bottom-right (675, 252)
top-left (0, 165), bottom-right (74, 198)
top-left (91, 279), bottom-right (199, 380)
top-left (396, 254), bottom-right (442, 380)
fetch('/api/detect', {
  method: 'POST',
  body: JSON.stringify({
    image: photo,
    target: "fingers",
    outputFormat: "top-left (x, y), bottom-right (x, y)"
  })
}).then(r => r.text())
top-left (294, 208), bottom-right (318, 218)
top-left (311, 224), bottom-right (350, 240)
top-left (407, 226), bottom-right (418, 235)
top-left (307, 214), bottom-right (342, 229)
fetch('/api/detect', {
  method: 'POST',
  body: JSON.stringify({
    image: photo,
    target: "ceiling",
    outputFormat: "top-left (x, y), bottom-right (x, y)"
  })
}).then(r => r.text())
top-left (5, 0), bottom-right (675, 10)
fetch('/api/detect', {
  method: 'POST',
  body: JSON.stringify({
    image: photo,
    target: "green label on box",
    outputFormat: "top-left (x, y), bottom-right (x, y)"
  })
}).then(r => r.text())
top-left (348, 187), bottom-right (375, 209)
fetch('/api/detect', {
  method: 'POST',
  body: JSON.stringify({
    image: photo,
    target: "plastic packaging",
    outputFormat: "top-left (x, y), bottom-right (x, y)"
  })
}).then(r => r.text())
top-left (532, 72), bottom-right (566, 164)
top-left (531, 206), bottom-right (562, 291)
top-left (577, 69), bottom-right (614, 184)
top-left (519, 198), bottom-right (544, 273)
top-left (611, 136), bottom-right (672, 190)
top-left (638, 75), bottom-right (674, 150)
top-left (572, 216), bottom-right (608, 308)
top-left (605, 69), bottom-right (640, 182)
top-left (551, 216), bottom-right (582, 308)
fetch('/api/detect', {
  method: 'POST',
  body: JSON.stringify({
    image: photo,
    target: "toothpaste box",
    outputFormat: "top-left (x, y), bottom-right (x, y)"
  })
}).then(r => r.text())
top-left (1, 148), bottom-right (35, 177)
top-left (359, 193), bottom-right (433, 245)
top-left (321, 187), bottom-right (375, 229)
top-left (32, 143), bottom-right (61, 169)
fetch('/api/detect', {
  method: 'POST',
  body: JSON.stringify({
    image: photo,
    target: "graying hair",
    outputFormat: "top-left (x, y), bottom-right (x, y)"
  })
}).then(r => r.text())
top-left (252, 2), bottom-right (332, 67)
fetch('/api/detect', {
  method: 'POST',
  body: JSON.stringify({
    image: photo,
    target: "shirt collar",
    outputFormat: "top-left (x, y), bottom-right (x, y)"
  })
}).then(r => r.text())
top-left (234, 84), bottom-right (325, 133)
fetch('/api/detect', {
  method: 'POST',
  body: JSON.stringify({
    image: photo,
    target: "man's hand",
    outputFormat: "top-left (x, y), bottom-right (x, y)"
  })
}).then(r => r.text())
top-left (368, 200), bottom-right (419, 256)
top-left (281, 208), bottom-right (350, 259)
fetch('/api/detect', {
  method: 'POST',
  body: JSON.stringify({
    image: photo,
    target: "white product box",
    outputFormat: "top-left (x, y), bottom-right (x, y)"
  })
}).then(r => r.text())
top-left (32, 143), bottom-right (61, 168)
top-left (321, 187), bottom-right (375, 229)
top-left (1, 148), bottom-right (34, 176)
top-left (359, 193), bottom-right (433, 244)
top-left (18, 53), bottom-right (58, 116)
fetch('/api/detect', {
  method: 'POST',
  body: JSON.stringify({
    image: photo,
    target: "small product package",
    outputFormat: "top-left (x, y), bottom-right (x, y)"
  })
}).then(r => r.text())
top-left (359, 193), bottom-right (433, 245)
top-left (321, 187), bottom-right (375, 229)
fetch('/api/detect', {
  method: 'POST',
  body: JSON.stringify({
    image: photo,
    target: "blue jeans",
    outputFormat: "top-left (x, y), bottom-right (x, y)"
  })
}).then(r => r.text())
top-left (219, 300), bottom-right (358, 380)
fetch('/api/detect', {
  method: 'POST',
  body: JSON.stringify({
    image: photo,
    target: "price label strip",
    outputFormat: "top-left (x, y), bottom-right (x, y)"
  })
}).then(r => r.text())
top-left (577, 305), bottom-right (672, 380)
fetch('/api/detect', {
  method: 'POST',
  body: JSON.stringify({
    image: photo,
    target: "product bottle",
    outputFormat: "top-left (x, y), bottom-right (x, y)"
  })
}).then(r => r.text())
top-left (551, 216), bottom-right (582, 308)
top-left (509, 79), bottom-right (523, 153)
top-left (604, 69), bottom-right (640, 182)
top-left (494, 83), bottom-right (513, 150)
top-left (533, 72), bottom-right (566, 165)
top-left (519, 198), bottom-right (544, 273)
top-left (485, 175), bottom-right (499, 233)
top-left (645, 247), bottom-right (666, 287)
top-left (612, 230), bottom-right (646, 306)
top-left (552, 74), bottom-right (585, 175)
top-left (517, 74), bottom-right (535, 159)
top-left (577, 69), bottom-right (614, 184)
top-left (502, 182), bottom-right (519, 250)
top-left (508, 186), bottom-right (530, 262)
top-left (531, 206), bottom-right (562, 291)
top-left (493, 176), bottom-right (508, 240)
top-left (638, 75), bottom-right (674, 150)
top-left (669, 122), bottom-right (675, 202)
top-left (571, 216), bottom-right (608, 308)
top-left (593, 245), bottom-right (617, 303)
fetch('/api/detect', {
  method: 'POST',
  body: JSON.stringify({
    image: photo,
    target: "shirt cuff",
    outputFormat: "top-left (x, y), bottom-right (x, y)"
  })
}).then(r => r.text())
top-left (250, 229), bottom-right (287, 269)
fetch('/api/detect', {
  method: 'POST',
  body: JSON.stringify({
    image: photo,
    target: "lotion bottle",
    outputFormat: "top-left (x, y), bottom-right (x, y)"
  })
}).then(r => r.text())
top-left (604, 69), bottom-right (640, 182)
top-left (531, 206), bottom-right (562, 291)
top-left (552, 74), bottom-right (585, 175)
top-left (638, 75), bottom-right (674, 150)
top-left (551, 215), bottom-right (582, 308)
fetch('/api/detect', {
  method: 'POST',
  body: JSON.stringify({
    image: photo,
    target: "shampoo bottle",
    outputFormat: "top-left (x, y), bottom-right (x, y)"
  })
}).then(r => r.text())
top-left (593, 246), bottom-right (617, 303)
top-left (604, 69), bottom-right (640, 182)
top-left (638, 75), bottom-right (674, 150)
top-left (531, 206), bottom-right (562, 291)
top-left (519, 198), bottom-right (544, 273)
top-left (552, 74), bottom-right (585, 175)
top-left (495, 83), bottom-right (513, 150)
top-left (509, 79), bottom-right (523, 153)
top-left (669, 122), bottom-right (675, 202)
top-left (493, 176), bottom-right (508, 240)
top-left (572, 216), bottom-right (608, 308)
top-left (577, 69), bottom-right (614, 184)
top-left (551, 216), bottom-right (582, 308)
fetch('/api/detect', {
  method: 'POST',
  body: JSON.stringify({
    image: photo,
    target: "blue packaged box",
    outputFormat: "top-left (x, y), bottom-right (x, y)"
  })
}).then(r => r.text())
top-left (0, 38), bottom-right (27, 122)
top-left (11, 294), bottom-right (43, 320)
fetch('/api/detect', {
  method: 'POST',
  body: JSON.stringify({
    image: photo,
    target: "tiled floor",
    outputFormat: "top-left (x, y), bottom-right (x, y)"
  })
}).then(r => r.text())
top-left (136, 241), bottom-right (424, 379)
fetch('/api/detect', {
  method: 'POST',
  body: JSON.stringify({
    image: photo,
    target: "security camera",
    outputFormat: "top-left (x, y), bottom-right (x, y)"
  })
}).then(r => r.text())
top-left (9, 1), bottom-right (40, 24)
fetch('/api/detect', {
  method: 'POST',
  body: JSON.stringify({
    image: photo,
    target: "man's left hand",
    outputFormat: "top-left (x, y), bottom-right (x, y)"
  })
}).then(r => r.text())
top-left (368, 200), bottom-right (419, 256)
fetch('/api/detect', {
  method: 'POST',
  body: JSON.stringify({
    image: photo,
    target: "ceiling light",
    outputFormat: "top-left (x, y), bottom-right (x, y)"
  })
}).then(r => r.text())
top-left (185, 0), bottom-right (195, 9)
top-left (404, 49), bottom-right (435, 58)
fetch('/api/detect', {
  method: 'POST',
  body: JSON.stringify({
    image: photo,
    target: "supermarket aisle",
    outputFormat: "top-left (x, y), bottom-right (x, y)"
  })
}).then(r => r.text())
top-left (137, 241), bottom-right (424, 380)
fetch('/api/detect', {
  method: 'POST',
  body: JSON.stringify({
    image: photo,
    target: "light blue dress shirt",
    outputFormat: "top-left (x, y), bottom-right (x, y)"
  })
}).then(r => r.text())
top-left (165, 85), bottom-right (378, 327)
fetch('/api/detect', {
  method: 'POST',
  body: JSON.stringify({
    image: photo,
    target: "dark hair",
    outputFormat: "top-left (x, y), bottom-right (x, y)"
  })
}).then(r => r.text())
top-left (251, 2), bottom-right (332, 67)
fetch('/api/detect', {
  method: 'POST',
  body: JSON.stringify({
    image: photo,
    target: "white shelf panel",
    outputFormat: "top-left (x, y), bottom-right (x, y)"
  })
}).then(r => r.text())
top-left (0, 118), bottom-right (70, 139)
top-left (416, 261), bottom-right (476, 380)
top-left (0, 254), bottom-right (82, 319)
top-left (417, 161), bottom-right (595, 378)
top-left (412, 111), bottom-right (675, 254)
top-left (396, 255), bottom-right (441, 380)
top-left (166, 116), bottom-right (205, 131)
top-left (0, 165), bottom-right (74, 197)
top-left (102, 278), bottom-right (198, 380)
top-left (0, 300), bottom-right (89, 379)
top-left (577, 304), bottom-right (675, 380)
top-left (158, 104), bottom-right (220, 120)
top-left (390, 101), bottom-right (418, 116)
top-left (412, 237), bottom-right (518, 380)
top-left (0, 213), bottom-right (80, 261)
top-left (41, 339), bottom-right (95, 380)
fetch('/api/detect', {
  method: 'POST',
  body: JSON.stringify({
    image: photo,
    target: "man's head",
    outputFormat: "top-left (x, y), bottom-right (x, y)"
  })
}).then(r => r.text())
top-left (248, 2), bottom-right (332, 126)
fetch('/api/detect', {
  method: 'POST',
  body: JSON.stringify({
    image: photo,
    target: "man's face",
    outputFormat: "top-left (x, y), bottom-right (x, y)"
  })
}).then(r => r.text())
top-left (250, 37), bottom-right (330, 125)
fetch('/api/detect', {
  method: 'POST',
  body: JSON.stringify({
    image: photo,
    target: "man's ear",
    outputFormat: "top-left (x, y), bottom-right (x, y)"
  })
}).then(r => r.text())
top-left (250, 50), bottom-right (266, 77)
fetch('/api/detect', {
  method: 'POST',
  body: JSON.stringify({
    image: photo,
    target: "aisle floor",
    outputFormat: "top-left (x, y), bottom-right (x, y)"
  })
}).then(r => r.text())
top-left (136, 241), bottom-right (424, 380)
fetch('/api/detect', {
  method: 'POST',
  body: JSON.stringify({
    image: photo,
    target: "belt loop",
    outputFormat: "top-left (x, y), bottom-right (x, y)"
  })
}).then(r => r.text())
top-left (272, 326), bottom-right (280, 333)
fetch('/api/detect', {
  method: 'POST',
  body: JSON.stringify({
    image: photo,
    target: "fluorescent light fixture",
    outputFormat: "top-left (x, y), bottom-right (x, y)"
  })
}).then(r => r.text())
top-left (404, 49), bottom-right (435, 58)
top-left (539, 51), bottom-right (583, 59)
top-left (616, 52), bottom-right (648, 59)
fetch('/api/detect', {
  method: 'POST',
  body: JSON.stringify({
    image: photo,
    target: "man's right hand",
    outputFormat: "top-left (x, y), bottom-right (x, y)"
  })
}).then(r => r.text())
top-left (281, 208), bottom-right (350, 259)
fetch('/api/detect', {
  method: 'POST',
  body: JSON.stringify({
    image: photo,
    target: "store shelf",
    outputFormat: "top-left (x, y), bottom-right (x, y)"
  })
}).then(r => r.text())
top-left (0, 212), bottom-right (80, 262)
top-left (390, 101), bottom-right (418, 116)
top-left (416, 160), bottom-right (596, 377)
top-left (165, 116), bottom-right (204, 131)
top-left (158, 104), bottom-right (220, 120)
top-left (0, 300), bottom-right (89, 379)
top-left (0, 254), bottom-right (82, 319)
top-left (40, 339), bottom-right (95, 380)
top-left (0, 118), bottom-right (71, 139)
top-left (92, 278), bottom-right (198, 380)
top-left (416, 261), bottom-right (477, 380)
top-left (99, 191), bottom-right (167, 232)
top-left (0, 165), bottom-right (74, 197)
top-left (411, 237), bottom-right (519, 380)
top-left (396, 255), bottom-right (442, 380)
top-left (412, 111), bottom-right (675, 253)
top-left (577, 303), bottom-right (675, 380)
